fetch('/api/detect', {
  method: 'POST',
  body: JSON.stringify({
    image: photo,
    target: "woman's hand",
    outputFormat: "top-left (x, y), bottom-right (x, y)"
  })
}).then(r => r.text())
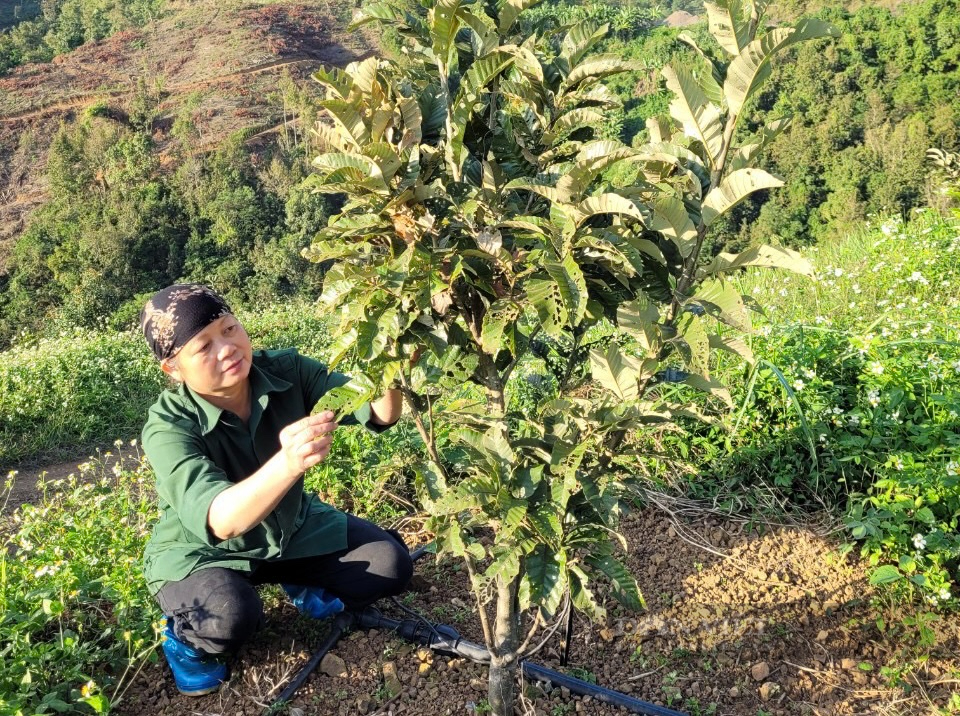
top-left (278, 411), bottom-right (338, 477)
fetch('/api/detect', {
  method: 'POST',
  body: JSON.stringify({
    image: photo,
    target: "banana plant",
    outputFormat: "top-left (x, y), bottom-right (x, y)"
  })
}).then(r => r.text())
top-left (302, 2), bottom-right (836, 714)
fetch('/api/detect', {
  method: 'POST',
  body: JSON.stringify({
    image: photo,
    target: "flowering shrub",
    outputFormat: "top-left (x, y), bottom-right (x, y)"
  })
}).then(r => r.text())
top-left (708, 209), bottom-right (960, 608)
top-left (0, 452), bottom-right (161, 714)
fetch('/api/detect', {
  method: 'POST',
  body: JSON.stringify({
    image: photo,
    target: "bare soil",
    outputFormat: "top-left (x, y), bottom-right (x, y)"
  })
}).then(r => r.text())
top-left (106, 508), bottom-right (959, 716)
top-left (5, 449), bottom-right (958, 715)
top-left (0, 0), bottom-right (376, 269)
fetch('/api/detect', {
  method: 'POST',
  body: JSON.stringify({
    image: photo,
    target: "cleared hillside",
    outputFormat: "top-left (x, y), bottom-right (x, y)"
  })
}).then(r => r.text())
top-left (0, 0), bottom-right (377, 270)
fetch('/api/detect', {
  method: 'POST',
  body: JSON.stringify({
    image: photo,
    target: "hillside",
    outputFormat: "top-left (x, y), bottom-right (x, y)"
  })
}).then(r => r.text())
top-left (0, 0), bottom-right (377, 269)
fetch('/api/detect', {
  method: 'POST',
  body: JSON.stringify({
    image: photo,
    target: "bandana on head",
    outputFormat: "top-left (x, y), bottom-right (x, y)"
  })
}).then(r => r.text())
top-left (141, 284), bottom-right (232, 361)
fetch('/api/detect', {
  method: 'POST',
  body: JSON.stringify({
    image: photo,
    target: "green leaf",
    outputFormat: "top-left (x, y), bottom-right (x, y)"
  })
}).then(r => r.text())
top-left (485, 547), bottom-right (522, 584)
top-left (542, 108), bottom-right (605, 145)
top-left (559, 22), bottom-right (609, 69)
top-left (431, 0), bottom-right (466, 71)
top-left (311, 65), bottom-right (355, 100)
top-left (590, 343), bottom-right (640, 401)
top-left (526, 546), bottom-right (566, 618)
top-left (684, 374), bottom-right (733, 408)
top-left (563, 54), bottom-right (640, 91)
top-left (692, 278), bottom-right (751, 332)
top-left (544, 253), bottom-right (588, 326)
top-left (725, 19), bottom-right (840, 115)
top-left (481, 300), bottom-right (522, 355)
top-left (498, 0), bottom-right (540, 33)
top-left (586, 554), bottom-right (644, 610)
top-left (526, 278), bottom-right (568, 337)
top-left (81, 695), bottom-right (110, 715)
top-left (649, 195), bottom-right (697, 259)
top-left (679, 314), bottom-right (710, 378)
top-left (318, 99), bottom-right (369, 148)
top-left (662, 65), bottom-right (724, 169)
top-left (709, 334), bottom-right (755, 365)
top-left (506, 179), bottom-right (572, 205)
top-left (700, 244), bottom-right (813, 278)
top-left (701, 168), bottom-right (783, 226)
top-left (704, 0), bottom-right (751, 57)
top-left (458, 7), bottom-right (499, 55)
top-left (676, 32), bottom-right (724, 104)
top-left (869, 565), bottom-right (903, 586)
top-left (575, 193), bottom-right (647, 226)
top-left (312, 374), bottom-right (376, 421)
top-left (569, 563), bottom-right (605, 622)
top-left (416, 460), bottom-right (448, 504)
top-left (617, 296), bottom-right (660, 354)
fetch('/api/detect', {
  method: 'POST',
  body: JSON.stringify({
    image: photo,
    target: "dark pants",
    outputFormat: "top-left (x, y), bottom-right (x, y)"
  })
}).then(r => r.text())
top-left (156, 515), bottom-right (413, 655)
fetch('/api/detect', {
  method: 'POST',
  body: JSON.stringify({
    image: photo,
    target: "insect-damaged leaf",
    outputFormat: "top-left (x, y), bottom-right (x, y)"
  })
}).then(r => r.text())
top-left (312, 374), bottom-right (376, 421)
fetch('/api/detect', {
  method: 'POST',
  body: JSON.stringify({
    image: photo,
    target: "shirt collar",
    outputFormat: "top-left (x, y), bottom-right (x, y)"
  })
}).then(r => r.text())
top-left (182, 359), bottom-right (294, 435)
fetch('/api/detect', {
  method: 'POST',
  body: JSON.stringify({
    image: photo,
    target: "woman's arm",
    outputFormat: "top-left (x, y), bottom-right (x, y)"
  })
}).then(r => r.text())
top-left (207, 411), bottom-right (338, 540)
top-left (370, 388), bottom-right (403, 426)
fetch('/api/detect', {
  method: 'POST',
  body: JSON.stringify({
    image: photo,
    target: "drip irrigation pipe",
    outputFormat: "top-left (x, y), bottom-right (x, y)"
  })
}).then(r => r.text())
top-left (268, 542), bottom-right (686, 716)
top-left (269, 606), bottom-right (687, 716)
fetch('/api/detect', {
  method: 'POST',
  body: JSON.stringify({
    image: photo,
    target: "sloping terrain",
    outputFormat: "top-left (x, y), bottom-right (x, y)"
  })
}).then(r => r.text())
top-left (0, 0), bottom-right (377, 268)
top-left (111, 507), bottom-right (960, 716)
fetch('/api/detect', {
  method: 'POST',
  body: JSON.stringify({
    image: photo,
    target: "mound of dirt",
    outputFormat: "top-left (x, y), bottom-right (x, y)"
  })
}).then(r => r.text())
top-left (113, 508), bottom-right (960, 716)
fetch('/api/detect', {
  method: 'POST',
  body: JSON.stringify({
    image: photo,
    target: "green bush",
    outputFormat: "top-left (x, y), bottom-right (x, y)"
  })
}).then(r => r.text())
top-left (0, 328), bottom-right (163, 467)
top-left (697, 210), bottom-right (960, 606)
top-left (0, 302), bottom-right (333, 467)
top-left (0, 456), bottom-right (162, 715)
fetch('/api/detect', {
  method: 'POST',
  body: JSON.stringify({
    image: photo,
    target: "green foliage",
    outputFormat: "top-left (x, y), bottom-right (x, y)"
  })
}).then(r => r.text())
top-left (727, 0), bottom-right (960, 247)
top-left (0, 114), bottom-right (332, 348)
top-left (0, 118), bottom-right (190, 342)
top-left (303, 1), bottom-right (831, 711)
top-left (305, 419), bottom-right (424, 524)
top-left (0, 0), bottom-right (163, 75)
top-left (0, 456), bottom-right (162, 715)
top-left (0, 327), bottom-right (164, 466)
top-left (677, 210), bottom-right (960, 608)
top-left (0, 302), bottom-right (333, 466)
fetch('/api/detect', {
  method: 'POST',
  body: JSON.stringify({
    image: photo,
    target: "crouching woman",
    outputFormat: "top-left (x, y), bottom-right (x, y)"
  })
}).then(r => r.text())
top-left (139, 284), bottom-right (412, 696)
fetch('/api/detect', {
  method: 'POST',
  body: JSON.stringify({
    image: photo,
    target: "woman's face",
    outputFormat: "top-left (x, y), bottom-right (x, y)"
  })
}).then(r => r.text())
top-left (162, 315), bottom-right (253, 395)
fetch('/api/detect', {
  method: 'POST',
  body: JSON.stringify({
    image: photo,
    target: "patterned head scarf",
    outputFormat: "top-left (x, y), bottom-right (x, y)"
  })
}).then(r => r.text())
top-left (141, 284), bottom-right (232, 361)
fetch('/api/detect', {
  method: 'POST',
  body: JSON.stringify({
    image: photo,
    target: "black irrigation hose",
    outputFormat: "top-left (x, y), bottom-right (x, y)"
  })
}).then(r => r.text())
top-left (271, 610), bottom-right (354, 706)
top-left (268, 542), bottom-right (686, 716)
top-left (354, 608), bottom-right (688, 716)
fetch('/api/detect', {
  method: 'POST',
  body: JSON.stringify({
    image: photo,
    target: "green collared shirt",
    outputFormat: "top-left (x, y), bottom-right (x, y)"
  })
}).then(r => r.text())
top-left (142, 348), bottom-right (381, 595)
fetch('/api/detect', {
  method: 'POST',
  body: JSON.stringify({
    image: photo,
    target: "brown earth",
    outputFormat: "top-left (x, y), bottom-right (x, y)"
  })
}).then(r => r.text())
top-left (6, 450), bottom-right (959, 714)
top-left (106, 508), bottom-right (958, 716)
top-left (0, 0), bottom-right (376, 270)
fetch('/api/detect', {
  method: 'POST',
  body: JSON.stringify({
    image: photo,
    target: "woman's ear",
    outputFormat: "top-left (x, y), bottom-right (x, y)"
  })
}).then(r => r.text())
top-left (161, 359), bottom-right (181, 382)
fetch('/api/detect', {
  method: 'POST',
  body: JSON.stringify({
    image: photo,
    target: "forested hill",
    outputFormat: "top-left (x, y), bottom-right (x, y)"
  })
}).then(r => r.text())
top-left (0, 0), bottom-right (379, 345)
top-left (0, 0), bottom-right (957, 350)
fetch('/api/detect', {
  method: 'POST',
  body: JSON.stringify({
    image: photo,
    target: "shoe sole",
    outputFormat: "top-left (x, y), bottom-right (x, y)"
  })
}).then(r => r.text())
top-left (176, 683), bottom-right (223, 697)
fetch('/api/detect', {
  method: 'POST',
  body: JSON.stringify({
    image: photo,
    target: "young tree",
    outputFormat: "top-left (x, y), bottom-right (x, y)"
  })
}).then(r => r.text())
top-left (303, 1), bottom-right (836, 713)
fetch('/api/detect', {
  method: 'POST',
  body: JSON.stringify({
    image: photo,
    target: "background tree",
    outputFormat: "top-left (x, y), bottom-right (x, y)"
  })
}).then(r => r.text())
top-left (303, 1), bottom-right (835, 712)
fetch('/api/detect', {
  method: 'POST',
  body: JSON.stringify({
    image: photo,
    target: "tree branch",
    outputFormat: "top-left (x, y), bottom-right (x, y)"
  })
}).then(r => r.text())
top-left (464, 554), bottom-right (495, 648)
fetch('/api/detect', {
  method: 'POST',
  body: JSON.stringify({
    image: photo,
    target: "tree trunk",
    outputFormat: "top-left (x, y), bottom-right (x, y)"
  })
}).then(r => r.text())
top-left (488, 574), bottom-right (520, 716)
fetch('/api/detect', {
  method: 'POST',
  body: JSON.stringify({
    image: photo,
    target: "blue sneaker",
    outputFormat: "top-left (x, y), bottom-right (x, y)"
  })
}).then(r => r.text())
top-left (281, 584), bottom-right (345, 619)
top-left (161, 619), bottom-right (227, 696)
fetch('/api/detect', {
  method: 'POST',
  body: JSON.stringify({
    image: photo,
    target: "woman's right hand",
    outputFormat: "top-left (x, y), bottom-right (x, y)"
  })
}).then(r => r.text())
top-left (278, 411), bottom-right (338, 477)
